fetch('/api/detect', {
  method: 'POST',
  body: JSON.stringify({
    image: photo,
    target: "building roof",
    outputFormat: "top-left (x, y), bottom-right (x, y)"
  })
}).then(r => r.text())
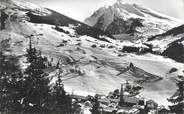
top-left (72, 95), bottom-right (87, 100)
top-left (158, 108), bottom-right (170, 112)
top-left (98, 98), bottom-right (110, 104)
top-left (104, 107), bottom-right (117, 112)
top-left (110, 98), bottom-right (120, 103)
top-left (117, 107), bottom-right (132, 113)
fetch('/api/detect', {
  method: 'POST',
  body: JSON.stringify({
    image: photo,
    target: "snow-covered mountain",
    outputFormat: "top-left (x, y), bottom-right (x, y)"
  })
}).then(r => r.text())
top-left (84, 0), bottom-right (184, 63)
top-left (0, 0), bottom-right (183, 106)
top-left (0, 0), bottom-right (114, 40)
top-left (84, 0), bottom-right (182, 41)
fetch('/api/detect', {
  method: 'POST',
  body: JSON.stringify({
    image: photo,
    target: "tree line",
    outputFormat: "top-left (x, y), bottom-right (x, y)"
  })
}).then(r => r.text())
top-left (0, 38), bottom-right (72, 113)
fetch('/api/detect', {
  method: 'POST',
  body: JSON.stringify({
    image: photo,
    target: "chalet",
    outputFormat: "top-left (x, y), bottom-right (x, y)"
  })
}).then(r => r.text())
top-left (98, 98), bottom-right (110, 106)
top-left (117, 106), bottom-right (132, 113)
top-left (138, 99), bottom-right (145, 106)
top-left (84, 101), bottom-right (93, 108)
top-left (119, 95), bottom-right (139, 107)
top-left (116, 107), bottom-right (139, 114)
top-left (104, 106), bottom-right (117, 113)
top-left (110, 98), bottom-right (120, 103)
top-left (146, 100), bottom-right (158, 109)
top-left (158, 108), bottom-right (173, 114)
top-left (72, 95), bottom-right (87, 102)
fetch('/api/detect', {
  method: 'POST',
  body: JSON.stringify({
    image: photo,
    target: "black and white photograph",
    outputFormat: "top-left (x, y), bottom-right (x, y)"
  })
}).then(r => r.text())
top-left (0, 0), bottom-right (184, 114)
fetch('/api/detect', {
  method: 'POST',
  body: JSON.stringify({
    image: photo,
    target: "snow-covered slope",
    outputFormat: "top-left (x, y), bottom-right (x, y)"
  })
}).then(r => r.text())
top-left (0, 0), bottom-right (51, 15)
top-left (147, 24), bottom-right (184, 63)
top-left (84, 0), bottom-right (182, 41)
top-left (0, 0), bottom-right (183, 107)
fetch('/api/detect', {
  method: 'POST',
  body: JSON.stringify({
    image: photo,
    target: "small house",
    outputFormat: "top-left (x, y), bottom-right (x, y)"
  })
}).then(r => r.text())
top-left (119, 95), bottom-right (139, 107)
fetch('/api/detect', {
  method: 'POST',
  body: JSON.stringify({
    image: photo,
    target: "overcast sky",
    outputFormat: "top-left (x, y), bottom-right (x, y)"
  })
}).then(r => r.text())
top-left (28, 0), bottom-right (184, 22)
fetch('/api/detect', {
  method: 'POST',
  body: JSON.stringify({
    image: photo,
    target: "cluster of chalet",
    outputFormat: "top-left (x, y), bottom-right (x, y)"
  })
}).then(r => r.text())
top-left (96, 82), bottom-right (158, 114)
top-left (70, 81), bottom-right (174, 114)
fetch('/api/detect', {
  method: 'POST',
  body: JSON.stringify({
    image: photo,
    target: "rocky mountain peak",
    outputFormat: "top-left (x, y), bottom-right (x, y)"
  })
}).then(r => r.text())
top-left (84, 1), bottom-right (181, 40)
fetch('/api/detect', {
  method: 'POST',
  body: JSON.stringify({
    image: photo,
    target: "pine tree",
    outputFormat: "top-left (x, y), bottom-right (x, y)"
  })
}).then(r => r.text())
top-left (91, 95), bottom-right (100, 114)
top-left (22, 38), bottom-right (50, 113)
top-left (53, 67), bottom-right (72, 113)
top-left (168, 80), bottom-right (184, 114)
top-left (0, 39), bottom-right (24, 113)
top-left (53, 69), bottom-right (65, 112)
top-left (0, 10), bottom-right (8, 30)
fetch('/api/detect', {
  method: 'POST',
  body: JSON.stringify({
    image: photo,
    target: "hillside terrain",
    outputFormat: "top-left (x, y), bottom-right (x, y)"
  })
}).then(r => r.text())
top-left (0, 0), bottom-right (183, 106)
top-left (147, 24), bottom-right (184, 63)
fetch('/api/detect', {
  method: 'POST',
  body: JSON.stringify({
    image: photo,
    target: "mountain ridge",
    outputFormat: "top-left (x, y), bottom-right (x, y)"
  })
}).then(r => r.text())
top-left (84, 0), bottom-right (182, 40)
top-left (147, 24), bottom-right (184, 63)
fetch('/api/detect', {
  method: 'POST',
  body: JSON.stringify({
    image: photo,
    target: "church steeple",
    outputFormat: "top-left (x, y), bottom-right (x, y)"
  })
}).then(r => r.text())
top-left (120, 83), bottom-right (124, 96)
top-left (119, 83), bottom-right (125, 106)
